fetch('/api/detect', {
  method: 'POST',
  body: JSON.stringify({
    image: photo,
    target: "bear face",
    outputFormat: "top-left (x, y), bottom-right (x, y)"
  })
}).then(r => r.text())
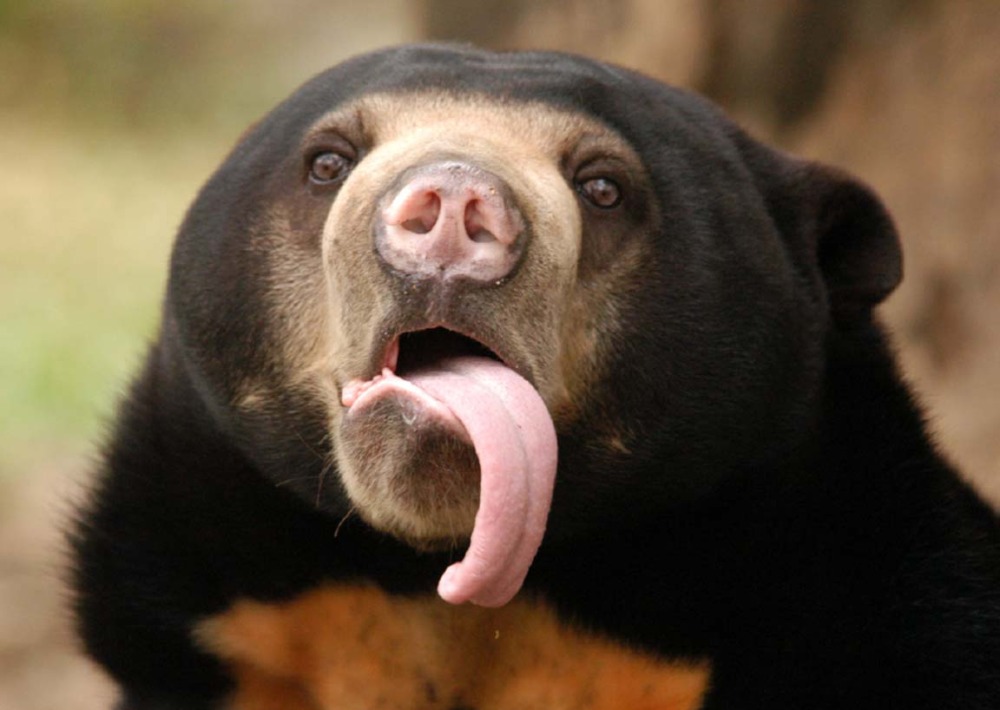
top-left (161, 45), bottom-right (903, 608)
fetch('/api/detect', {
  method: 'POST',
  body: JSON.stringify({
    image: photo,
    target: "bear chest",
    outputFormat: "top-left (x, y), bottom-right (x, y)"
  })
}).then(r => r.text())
top-left (197, 585), bottom-right (710, 710)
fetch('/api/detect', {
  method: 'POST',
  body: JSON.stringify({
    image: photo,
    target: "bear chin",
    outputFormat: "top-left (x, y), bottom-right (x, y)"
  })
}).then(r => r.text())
top-left (338, 390), bottom-right (481, 549)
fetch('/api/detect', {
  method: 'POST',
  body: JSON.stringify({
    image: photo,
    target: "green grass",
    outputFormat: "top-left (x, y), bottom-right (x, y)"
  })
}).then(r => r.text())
top-left (0, 118), bottom-right (231, 466)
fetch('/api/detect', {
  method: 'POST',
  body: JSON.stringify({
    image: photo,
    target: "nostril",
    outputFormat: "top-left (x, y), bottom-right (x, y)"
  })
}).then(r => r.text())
top-left (402, 217), bottom-right (433, 235)
top-left (464, 199), bottom-right (499, 244)
top-left (394, 190), bottom-right (441, 235)
top-left (469, 230), bottom-right (498, 244)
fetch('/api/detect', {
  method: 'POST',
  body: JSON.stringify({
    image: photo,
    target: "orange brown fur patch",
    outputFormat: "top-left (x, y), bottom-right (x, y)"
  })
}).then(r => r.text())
top-left (197, 585), bottom-right (710, 710)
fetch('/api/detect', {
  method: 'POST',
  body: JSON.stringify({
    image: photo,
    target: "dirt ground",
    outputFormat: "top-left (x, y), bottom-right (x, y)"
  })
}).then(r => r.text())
top-left (0, 456), bottom-right (115, 709)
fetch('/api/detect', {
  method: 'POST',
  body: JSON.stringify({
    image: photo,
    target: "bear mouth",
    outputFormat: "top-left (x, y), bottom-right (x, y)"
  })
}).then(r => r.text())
top-left (338, 325), bottom-right (558, 608)
top-left (396, 328), bottom-right (505, 377)
top-left (342, 327), bottom-right (508, 412)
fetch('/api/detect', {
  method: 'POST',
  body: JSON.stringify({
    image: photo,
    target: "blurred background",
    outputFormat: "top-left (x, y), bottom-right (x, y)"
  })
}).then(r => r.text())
top-left (1, 0), bottom-right (997, 706)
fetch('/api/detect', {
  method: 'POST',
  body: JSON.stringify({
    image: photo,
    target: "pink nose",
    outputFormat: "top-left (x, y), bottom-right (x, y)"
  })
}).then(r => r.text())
top-left (377, 162), bottom-right (524, 282)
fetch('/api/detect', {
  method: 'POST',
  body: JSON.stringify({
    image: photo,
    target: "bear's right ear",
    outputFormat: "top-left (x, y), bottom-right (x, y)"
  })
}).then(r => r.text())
top-left (804, 165), bottom-right (903, 321)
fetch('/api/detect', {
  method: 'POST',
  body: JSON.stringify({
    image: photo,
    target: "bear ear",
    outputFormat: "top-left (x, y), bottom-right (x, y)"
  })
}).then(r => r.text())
top-left (805, 166), bottom-right (903, 319)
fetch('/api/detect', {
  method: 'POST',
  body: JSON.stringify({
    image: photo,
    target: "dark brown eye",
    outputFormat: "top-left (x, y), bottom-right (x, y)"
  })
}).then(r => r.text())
top-left (577, 177), bottom-right (622, 208)
top-left (309, 151), bottom-right (352, 184)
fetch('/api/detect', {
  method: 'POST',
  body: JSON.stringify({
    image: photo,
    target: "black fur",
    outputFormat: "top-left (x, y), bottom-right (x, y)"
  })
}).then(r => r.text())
top-left (72, 45), bottom-right (1000, 709)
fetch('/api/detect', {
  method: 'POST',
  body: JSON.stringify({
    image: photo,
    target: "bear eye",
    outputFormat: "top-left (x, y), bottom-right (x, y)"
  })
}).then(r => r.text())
top-left (309, 151), bottom-right (352, 184)
top-left (577, 177), bottom-right (622, 209)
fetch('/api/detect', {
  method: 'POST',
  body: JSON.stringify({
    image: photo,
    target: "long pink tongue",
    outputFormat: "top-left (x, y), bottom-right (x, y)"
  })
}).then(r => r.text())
top-left (404, 356), bottom-right (556, 607)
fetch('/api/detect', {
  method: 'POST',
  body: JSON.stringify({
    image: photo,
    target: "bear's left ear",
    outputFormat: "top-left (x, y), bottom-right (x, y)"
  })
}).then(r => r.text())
top-left (737, 132), bottom-right (902, 320)
top-left (805, 165), bottom-right (903, 319)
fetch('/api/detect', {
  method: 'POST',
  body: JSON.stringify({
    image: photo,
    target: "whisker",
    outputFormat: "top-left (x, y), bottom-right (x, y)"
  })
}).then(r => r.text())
top-left (292, 427), bottom-right (327, 463)
top-left (335, 506), bottom-right (356, 538)
top-left (275, 475), bottom-right (319, 488)
top-left (315, 461), bottom-right (333, 507)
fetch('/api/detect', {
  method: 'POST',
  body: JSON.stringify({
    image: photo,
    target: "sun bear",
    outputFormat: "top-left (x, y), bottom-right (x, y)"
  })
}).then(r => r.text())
top-left (72, 45), bottom-right (1000, 710)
